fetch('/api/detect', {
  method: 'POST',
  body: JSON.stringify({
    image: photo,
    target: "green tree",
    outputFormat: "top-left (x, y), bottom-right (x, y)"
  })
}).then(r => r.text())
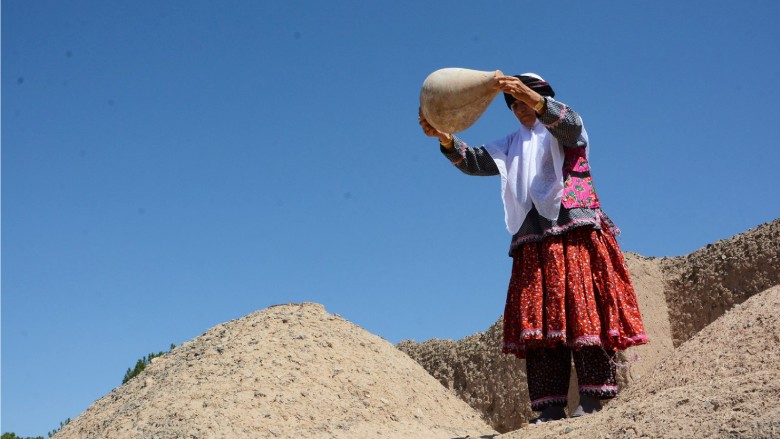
top-left (122, 344), bottom-right (176, 384)
top-left (3, 343), bottom-right (177, 439)
top-left (2, 417), bottom-right (70, 439)
top-left (47, 418), bottom-right (70, 438)
top-left (2, 431), bottom-right (44, 439)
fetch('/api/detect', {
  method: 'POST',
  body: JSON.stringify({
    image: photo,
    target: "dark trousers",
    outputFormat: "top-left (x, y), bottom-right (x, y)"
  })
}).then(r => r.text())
top-left (526, 345), bottom-right (618, 411)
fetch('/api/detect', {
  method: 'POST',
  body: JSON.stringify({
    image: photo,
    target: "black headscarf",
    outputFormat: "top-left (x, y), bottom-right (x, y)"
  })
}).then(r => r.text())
top-left (503, 73), bottom-right (555, 109)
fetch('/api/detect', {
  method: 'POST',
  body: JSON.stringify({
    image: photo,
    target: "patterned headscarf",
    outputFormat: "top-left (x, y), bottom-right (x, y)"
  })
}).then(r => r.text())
top-left (503, 73), bottom-right (555, 109)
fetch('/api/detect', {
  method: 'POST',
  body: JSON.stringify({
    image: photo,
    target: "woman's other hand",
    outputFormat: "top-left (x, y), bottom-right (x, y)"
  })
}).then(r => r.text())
top-left (418, 109), bottom-right (453, 148)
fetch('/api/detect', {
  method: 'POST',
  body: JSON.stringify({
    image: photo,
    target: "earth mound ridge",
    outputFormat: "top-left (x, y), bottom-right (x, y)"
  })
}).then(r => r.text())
top-left (55, 303), bottom-right (495, 439)
top-left (53, 219), bottom-right (780, 438)
top-left (497, 284), bottom-right (780, 439)
top-left (399, 218), bottom-right (780, 433)
top-left (660, 219), bottom-right (780, 345)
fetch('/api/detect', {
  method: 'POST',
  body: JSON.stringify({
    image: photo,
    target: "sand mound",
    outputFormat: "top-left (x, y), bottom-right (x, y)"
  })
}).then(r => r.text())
top-left (497, 284), bottom-right (780, 439)
top-left (399, 219), bottom-right (779, 432)
top-left (661, 220), bottom-right (780, 346)
top-left (53, 219), bottom-right (780, 438)
top-left (55, 303), bottom-right (495, 439)
top-left (397, 322), bottom-right (528, 433)
top-left (398, 252), bottom-right (677, 433)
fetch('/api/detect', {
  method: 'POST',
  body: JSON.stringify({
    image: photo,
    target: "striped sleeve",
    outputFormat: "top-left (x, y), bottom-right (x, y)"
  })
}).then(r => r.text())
top-left (440, 136), bottom-right (500, 176)
top-left (538, 97), bottom-right (585, 148)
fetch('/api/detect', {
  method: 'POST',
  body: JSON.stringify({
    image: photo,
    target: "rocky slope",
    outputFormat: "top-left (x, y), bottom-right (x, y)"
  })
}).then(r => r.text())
top-left (399, 219), bottom-right (780, 433)
top-left (53, 219), bottom-right (780, 438)
top-left (55, 303), bottom-right (494, 439)
top-left (497, 284), bottom-right (780, 439)
top-left (660, 220), bottom-right (780, 346)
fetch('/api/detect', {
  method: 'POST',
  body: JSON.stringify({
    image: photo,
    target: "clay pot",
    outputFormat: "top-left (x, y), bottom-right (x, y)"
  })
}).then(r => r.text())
top-left (419, 68), bottom-right (502, 133)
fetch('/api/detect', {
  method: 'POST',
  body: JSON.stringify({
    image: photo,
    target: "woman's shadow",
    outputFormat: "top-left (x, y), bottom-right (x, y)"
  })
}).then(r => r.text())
top-left (451, 435), bottom-right (499, 439)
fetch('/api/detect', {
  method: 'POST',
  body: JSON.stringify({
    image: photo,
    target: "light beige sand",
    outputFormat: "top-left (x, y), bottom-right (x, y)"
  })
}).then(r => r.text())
top-left (55, 219), bottom-right (780, 438)
top-left (498, 285), bottom-right (780, 439)
top-left (400, 219), bottom-right (780, 435)
top-left (55, 303), bottom-right (495, 439)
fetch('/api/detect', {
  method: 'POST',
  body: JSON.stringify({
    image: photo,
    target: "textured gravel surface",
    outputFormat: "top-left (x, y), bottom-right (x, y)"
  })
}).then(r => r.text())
top-left (55, 219), bottom-right (779, 438)
top-left (55, 303), bottom-right (495, 439)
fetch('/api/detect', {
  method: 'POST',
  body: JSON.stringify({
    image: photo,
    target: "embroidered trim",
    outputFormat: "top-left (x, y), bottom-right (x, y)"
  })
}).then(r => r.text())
top-left (571, 335), bottom-right (601, 347)
top-left (579, 384), bottom-right (619, 392)
top-left (509, 210), bottom-right (622, 251)
top-left (545, 104), bottom-right (568, 128)
top-left (521, 329), bottom-right (543, 338)
top-left (627, 334), bottom-right (649, 344)
top-left (531, 395), bottom-right (568, 406)
top-left (503, 333), bottom-right (649, 355)
top-left (597, 210), bottom-right (621, 236)
top-left (546, 330), bottom-right (566, 339)
top-left (511, 216), bottom-right (601, 246)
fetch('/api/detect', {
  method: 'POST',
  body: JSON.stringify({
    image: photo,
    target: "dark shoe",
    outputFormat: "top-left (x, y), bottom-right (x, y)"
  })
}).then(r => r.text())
top-left (529, 406), bottom-right (566, 424)
top-left (571, 394), bottom-right (602, 418)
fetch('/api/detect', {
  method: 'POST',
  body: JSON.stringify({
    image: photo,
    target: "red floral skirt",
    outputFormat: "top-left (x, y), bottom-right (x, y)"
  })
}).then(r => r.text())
top-left (502, 226), bottom-right (648, 359)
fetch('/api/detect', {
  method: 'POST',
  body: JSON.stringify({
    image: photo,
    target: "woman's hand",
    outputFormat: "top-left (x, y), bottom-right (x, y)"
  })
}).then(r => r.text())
top-left (496, 75), bottom-right (542, 108)
top-left (496, 75), bottom-right (523, 95)
top-left (418, 109), bottom-right (453, 147)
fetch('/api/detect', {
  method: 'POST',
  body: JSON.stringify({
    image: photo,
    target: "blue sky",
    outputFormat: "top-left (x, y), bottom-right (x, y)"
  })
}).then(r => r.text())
top-left (2, 1), bottom-right (778, 436)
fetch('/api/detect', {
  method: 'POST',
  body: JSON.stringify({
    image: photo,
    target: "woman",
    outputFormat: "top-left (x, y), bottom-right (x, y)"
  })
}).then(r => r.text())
top-left (419, 72), bottom-right (648, 423)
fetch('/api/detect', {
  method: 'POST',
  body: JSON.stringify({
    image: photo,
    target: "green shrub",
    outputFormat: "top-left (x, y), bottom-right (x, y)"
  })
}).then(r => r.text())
top-left (3, 417), bottom-right (70, 438)
top-left (3, 344), bottom-right (176, 439)
top-left (122, 343), bottom-right (176, 384)
top-left (2, 433), bottom-right (45, 439)
top-left (48, 418), bottom-right (70, 438)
